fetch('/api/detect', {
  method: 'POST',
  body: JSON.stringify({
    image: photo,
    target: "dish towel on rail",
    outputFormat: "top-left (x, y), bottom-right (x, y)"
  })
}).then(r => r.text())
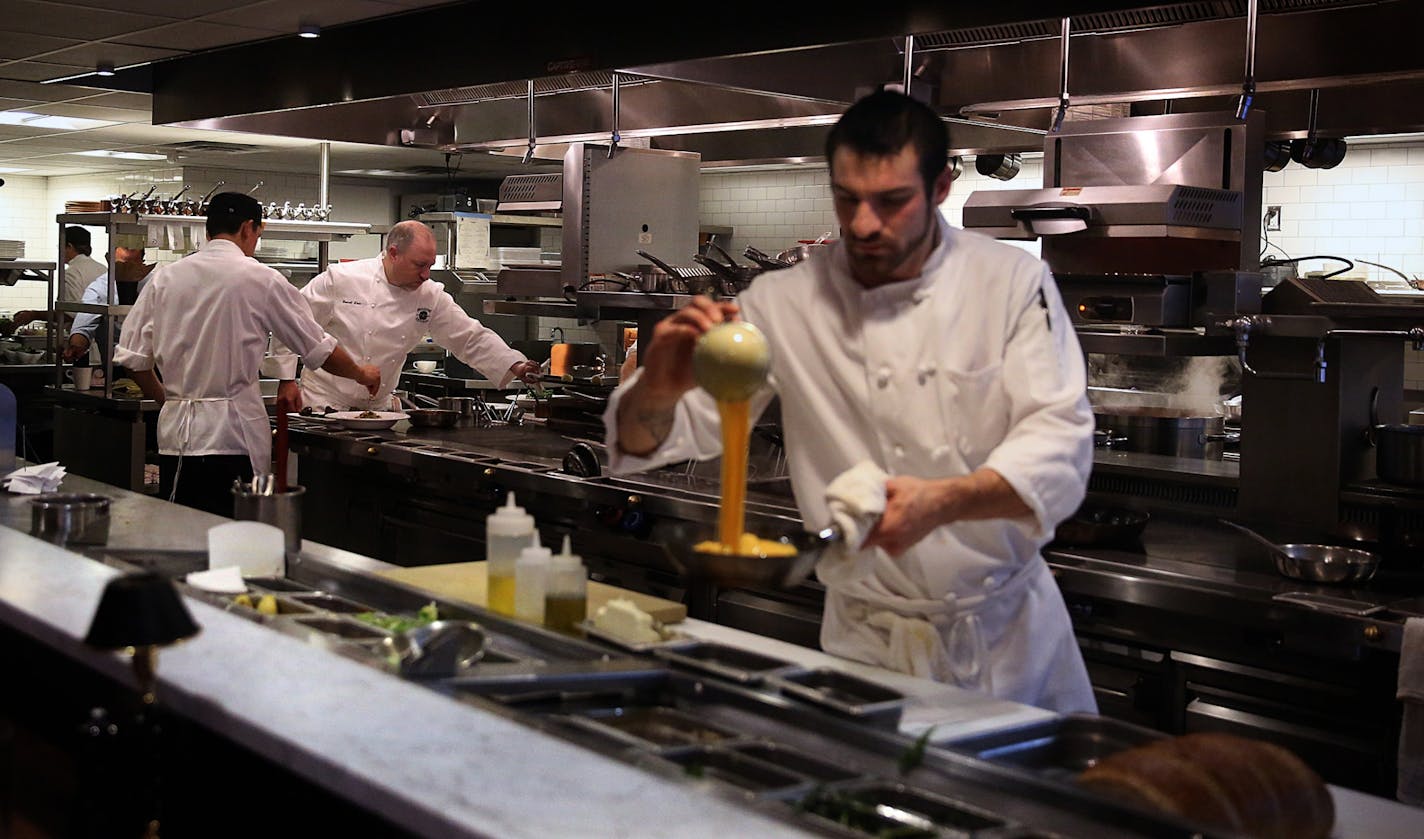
top-left (1399, 616), bottom-right (1424, 804)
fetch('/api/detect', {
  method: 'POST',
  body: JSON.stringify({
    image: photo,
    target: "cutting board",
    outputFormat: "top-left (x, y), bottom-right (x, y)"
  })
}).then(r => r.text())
top-left (376, 561), bottom-right (687, 624)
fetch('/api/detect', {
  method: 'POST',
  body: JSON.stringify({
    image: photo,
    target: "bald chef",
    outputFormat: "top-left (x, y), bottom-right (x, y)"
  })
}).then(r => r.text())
top-left (266, 220), bottom-right (542, 414)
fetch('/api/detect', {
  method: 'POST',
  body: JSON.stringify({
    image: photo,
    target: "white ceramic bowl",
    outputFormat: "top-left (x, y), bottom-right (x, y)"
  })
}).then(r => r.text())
top-left (326, 411), bottom-right (409, 430)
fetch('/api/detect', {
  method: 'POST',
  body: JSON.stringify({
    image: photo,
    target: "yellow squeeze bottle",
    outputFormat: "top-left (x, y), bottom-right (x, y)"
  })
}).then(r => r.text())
top-left (486, 493), bottom-right (534, 616)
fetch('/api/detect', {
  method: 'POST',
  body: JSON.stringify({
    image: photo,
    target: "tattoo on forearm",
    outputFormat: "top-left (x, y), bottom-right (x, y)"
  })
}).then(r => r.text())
top-left (633, 407), bottom-right (675, 442)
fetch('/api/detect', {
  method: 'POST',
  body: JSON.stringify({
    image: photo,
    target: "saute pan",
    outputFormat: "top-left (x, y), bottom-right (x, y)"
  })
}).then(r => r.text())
top-left (1053, 506), bottom-right (1149, 548)
top-left (1220, 520), bottom-right (1378, 585)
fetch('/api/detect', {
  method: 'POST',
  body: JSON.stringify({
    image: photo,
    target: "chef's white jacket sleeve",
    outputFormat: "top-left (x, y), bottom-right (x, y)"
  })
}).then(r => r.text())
top-left (427, 290), bottom-right (527, 386)
top-left (62, 263), bottom-right (85, 304)
top-left (603, 368), bottom-right (777, 474)
top-left (112, 280), bottom-right (156, 371)
top-left (260, 270), bottom-right (335, 379)
top-left (260, 277), bottom-right (337, 371)
top-left (980, 264), bottom-right (1094, 541)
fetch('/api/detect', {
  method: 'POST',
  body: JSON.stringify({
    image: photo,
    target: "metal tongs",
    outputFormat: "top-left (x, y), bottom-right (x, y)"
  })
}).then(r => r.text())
top-left (382, 621), bottom-right (487, 678)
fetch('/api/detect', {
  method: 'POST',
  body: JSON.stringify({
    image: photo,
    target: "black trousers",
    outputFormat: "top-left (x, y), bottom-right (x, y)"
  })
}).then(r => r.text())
top-left (158, 454), bottom-right (252, 518)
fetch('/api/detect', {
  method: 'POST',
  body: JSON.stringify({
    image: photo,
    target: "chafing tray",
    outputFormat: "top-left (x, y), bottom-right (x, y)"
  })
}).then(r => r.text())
top-left (943, 712), bottom-right (1164, 779)
top-left (765, 668), bottom-right (906, 728)
top-left (652, 641), bottom-right (803, 685)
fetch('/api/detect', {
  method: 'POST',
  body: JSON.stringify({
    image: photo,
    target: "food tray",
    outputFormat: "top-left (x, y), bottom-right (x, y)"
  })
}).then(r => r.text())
top-left (943, 712), bottom-right (1165, 778)
top-left (579, 707), bottom-right (738, 749)
top-left (656, 746), bottom-right (808, 795)
top-left (766, 668), bottom-right (906, 727)
top-left (652, 641), bottom-right (804, 685)
top-left (577, 619), bottom-right (698, 653)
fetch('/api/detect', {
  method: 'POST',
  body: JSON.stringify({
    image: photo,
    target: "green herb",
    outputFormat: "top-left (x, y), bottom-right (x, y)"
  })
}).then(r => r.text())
top-left (897, 726), bottom-right (937, 775)
top-left (353, 602), bottom-right (439, 633)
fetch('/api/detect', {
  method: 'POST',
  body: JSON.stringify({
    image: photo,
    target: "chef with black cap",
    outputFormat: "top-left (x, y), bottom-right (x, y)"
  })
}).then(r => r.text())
top-left (115, 192), bottom-right (382, 515)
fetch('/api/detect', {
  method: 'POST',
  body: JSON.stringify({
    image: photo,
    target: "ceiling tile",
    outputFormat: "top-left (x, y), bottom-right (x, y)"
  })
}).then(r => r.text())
top-left (72, 91), bottom-right (154, 110)
top-left (207, 0), bottom-right (408, 31)
top-left (118, 21), bottom-right (279, 50)
top-left (0, 34), bottom-right (84, 61)
top-left (1, 2), bottom-right (168, 40)
top-left (1, 62), bottom-right (93, 83)
top-left (23, 102), bottom-right (148, 123)
top-left (0, 79), bottom-right (83, 103)
top-left (63, 0), bottom-right (263, 16)
top-left (43, 43), bottom-right (185, 68)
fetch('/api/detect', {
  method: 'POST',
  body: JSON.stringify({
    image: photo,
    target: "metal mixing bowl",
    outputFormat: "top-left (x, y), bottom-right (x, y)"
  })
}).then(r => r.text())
top-left (1273, 543), bottom-right (1380, 585)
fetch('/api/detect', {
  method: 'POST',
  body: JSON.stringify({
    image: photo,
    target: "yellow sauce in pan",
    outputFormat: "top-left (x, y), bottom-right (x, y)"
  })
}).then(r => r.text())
top-left (690, 398), bottom-right (797, 558)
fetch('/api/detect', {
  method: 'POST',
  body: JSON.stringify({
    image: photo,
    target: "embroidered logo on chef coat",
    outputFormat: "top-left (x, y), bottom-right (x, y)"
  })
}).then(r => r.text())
top-left (416, 308), bottom-right (431, 323)
top-left (340, 299), bottom-right (365, 306)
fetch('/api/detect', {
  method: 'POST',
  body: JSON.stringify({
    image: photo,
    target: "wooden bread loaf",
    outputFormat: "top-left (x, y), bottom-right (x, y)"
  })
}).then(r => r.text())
top-left (1077, 732), bottom-right (1333, 839)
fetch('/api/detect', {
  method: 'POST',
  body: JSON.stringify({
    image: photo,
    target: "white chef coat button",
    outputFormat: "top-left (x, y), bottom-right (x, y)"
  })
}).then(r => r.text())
top-left (958, 436), bottom-right (971, 452)
top-left (876, 367), bottom-right (892, 388)
top-left (982, 574), bottom-right (998, 590)
top-left (913, 289), bottom-right (930, 304)
top-left (893, 445), bottom-right (905, 459)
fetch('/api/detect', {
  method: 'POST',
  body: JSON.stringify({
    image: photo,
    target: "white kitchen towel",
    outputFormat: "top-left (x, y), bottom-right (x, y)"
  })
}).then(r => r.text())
top-left (816, 461), bottom-right (888, 586)
top-left (1398, 617), bottom-right (1424, 804)
top-left (2, 461), bottom-right (66, 494)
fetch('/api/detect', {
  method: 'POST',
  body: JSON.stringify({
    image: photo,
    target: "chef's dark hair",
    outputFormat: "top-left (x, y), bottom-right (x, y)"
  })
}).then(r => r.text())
top-left (825, 89), bottom-right (949, 195)
top-left (205, 192), bottom-right (264, 237)
top-left (63, 226), bottom-right (92, 255)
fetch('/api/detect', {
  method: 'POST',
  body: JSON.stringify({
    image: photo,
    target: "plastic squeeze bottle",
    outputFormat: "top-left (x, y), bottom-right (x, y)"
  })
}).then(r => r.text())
top-left (513, 532), bottom-right (552, 624)
top-left (544, 535), bottom-right (588, 633)
top-left (486, 493), bottom-right (534, 616)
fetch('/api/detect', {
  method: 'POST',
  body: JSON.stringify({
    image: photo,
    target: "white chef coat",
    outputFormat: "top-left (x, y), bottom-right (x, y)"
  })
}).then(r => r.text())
top-left (604, 217), bottom-right (1097, 713)
top-left (115, 239), bottom-right (338, 473)
top-left (263, 257), bottom-right (527, 411)
top-left (63, 252), bottom-right (106, 304)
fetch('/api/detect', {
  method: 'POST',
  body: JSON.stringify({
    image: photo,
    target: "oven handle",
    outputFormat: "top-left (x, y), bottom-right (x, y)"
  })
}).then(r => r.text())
top-left (1010, 204), bottom-right (1090, 235)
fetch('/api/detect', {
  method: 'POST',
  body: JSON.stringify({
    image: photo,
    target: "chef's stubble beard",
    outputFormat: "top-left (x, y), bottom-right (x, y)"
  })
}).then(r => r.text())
top-left (849, 202), bottom-right (938, 285)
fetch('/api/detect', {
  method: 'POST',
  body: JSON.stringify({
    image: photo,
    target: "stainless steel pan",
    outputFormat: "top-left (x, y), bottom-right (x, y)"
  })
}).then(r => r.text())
top-left (1220, 520), bottom-right (1379, 584)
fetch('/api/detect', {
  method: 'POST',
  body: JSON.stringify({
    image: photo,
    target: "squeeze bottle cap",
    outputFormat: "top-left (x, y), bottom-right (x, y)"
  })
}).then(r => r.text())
top-left (551, 534), bottom-right (583, 571)
top-left (487, 492), bottom-right (534, 537)
top-left (518, 531), bottom-right (552, 563)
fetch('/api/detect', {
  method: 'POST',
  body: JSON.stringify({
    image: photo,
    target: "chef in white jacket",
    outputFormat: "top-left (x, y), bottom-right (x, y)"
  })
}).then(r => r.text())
top-left (116, 192), bottom-right (381, 515)
top-left (605, 90), bottom-right (1096, 713)
top-left (264, 220), bottom-right (540, 414)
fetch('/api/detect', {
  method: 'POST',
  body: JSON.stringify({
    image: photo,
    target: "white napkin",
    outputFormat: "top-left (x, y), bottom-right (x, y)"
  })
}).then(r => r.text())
top-left (1398, 617), bottom-right (1424, 804)
top-left (816, 461), bottom-right (889, 586)
top-left (185, 566), bottom-right (246, 594)
top-left (3, 461), bottom-right (66, 494)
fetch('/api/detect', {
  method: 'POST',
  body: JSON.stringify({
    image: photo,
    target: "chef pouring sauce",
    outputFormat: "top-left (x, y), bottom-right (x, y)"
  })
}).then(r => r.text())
top-left (688, 321), bottom-right (795, 558)
top-left (605, 90), bottom-right (1097, 714)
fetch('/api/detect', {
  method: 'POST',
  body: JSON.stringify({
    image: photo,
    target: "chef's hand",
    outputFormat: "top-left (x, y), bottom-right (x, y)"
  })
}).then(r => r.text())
top-left (641, 296), bottom-right (740, 400)
top-left (861, 476), bottom-right (949, 557)
top-left (276, 380), bottom-right (303, 415)
top-left (12, 310), bottom-right (38, 328)
top-left (508, 359), bottom-right (542, 386)
top-left (61, 334), bottom-right (90, 362)
top-left (355, 364), bottom-right (382, 396)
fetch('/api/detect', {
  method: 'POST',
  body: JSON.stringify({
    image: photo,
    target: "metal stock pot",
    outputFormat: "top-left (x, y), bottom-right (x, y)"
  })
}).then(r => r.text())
top-left (1094, 407), bottom-right (1233, 460)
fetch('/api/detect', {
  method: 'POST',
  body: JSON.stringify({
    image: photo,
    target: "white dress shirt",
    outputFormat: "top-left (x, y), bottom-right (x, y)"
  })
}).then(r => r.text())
top-left (604, 218), bottom-right (1097, 713)
top-left (115, 239), bottom-right (338, 473)
top-left (264, 257), bottom-right (527, 411)
top-left (69, 272), bottom-right (150, 348)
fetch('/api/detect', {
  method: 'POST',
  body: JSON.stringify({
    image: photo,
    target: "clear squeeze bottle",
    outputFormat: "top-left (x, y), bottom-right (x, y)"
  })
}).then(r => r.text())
top-left (513, 532), bottom-right (552, 624)
top-left (486, 493), bottom-right (534, 616)
top-left (544, 535), bottom-right (588, 633)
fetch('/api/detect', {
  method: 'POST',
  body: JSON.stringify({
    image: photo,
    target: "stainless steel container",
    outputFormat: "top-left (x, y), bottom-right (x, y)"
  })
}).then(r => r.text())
top-left (30, 493), bottom-right (111, 545)
top-left (438, 396), bottom-right (479, 425)
top-left (231, 485), bottom-right (305, 554)
top-left (1094, 408), bottom-right (1231, 459)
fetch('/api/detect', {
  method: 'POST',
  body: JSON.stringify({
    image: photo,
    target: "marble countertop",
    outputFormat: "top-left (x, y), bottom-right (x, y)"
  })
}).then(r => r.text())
top-left (2, 470), bottom-right (1419, 837)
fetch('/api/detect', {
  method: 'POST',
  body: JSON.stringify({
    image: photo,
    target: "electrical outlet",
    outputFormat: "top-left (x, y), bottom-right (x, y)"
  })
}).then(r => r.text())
top-left (1265, 205), bottom-right (1283, 232)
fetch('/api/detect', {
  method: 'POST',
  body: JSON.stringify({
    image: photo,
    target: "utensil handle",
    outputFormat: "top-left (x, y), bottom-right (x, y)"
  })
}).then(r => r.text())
top-left (274, 411), bottom-right (289, 494)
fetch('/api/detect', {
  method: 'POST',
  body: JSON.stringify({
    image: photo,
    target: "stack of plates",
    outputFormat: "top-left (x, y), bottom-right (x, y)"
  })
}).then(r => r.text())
top-left (65, 201), bottom-right (106, 213)
top-left (0, 240), bottom-right (24, 259)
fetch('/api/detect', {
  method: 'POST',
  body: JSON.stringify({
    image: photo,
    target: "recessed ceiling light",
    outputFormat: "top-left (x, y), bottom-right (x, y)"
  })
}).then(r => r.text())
top-left (72, 150), bottom-right (168, 161)
top-left (0, 111), bottom-right (119, 131)
top-left (96, 62), bottom-right (115, 77)
top-left (0, 166), bottom-right (30, 173)
top-left (298, 22), bottom-right (321, 39)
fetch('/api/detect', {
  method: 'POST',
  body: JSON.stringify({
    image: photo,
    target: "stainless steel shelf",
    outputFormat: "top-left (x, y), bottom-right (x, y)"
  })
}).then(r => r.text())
top-left (1076, 328), bottom-right (1237, 356)
top-left (56, 212), bottom-right (370, 241)
top-left (484, 300), bottom-right (580, 319)
top-left (56, 302), bottom-right (133, 316)
top-left (419, 212), bottom-right (561, 228)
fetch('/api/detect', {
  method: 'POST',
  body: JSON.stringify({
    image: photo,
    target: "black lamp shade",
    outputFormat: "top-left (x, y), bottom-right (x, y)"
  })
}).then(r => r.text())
top-left (85, 572), bottom-right (200, 649)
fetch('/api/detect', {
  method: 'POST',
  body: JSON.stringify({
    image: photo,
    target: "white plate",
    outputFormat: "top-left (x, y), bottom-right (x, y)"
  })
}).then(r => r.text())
top-left (577, 619), bottom-right (696, 653)
top-left (326, 410), bottom-right (409, 430)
